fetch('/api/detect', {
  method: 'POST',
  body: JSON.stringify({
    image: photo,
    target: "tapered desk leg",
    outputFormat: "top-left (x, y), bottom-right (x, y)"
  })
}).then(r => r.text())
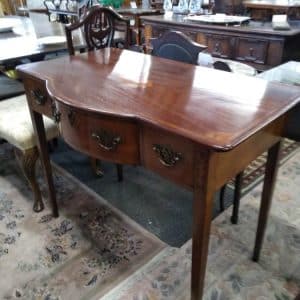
top-left (253, 141), bottom-right (281, 261)
top-left (191, 151), bottom-right (215, 300)
top-left (29, 110), bottom-right (59, 218)
top-left (231, 171), bottom-right (244, 224)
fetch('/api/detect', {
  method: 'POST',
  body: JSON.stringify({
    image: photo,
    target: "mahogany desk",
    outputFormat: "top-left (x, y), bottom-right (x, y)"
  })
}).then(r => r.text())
top-left (17, 48), bottom-right (300, 300)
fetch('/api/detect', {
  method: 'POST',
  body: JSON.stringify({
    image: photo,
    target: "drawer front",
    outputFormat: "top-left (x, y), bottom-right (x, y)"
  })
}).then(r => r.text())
top-left (23, 77), bottom-right (53, 118)
top-left (58, 103), bottom-right (140, 165)
top-left (235, 38), bottom-right (268, 64)
top-left (206, 35), bottom-right (233, 59)
top-left (141, 125), bottom-right (195, 189)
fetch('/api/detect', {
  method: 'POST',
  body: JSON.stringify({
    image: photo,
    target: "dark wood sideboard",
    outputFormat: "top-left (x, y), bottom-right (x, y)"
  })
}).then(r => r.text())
top-left (243, 0), bottom-right (300, 21)
top-left (141, 14), bottom-right (300, 71)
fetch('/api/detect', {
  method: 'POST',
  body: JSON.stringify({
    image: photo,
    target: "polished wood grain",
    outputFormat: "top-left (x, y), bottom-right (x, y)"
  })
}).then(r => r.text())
top-left (18, 48), bottom-right (300, 300)
top-left (18, 48), bottom-right (300, 149)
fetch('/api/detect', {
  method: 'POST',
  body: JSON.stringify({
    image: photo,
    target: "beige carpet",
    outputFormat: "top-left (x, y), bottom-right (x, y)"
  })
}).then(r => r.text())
top-left (1, 144), bottom-right (299, 300)
top-left (103, 149), bottom-right (300, 300)
top-left (0, 145), bottom-right (166, 300)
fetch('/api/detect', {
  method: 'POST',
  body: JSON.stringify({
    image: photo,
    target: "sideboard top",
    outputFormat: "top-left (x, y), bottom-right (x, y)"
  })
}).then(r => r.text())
top-left (141, 14), bottom-right (300, 36)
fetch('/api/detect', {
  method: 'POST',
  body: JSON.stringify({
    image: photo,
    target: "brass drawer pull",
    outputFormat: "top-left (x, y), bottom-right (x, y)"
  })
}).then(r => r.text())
top-left (214, 42), bottom-right (220, 52)
top-left (152, 144), bottom-right (182, 167)
top-left (92, 129), bottom-right (121, 151)
top-left (51, 103), bottom-right (61, 123)
top-left (31, 90), bottom-right (46, 105)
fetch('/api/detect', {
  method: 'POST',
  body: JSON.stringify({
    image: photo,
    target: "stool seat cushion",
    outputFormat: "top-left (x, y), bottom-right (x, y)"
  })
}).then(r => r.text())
top-left (0, 95), bottom-right (59, 150)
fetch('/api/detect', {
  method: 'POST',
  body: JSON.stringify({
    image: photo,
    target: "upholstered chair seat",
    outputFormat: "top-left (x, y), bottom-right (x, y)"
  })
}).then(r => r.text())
top-left (0, 95), bottom-right (59, 212)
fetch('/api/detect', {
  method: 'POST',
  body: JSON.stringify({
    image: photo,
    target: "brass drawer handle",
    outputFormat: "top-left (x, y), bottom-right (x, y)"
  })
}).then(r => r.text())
top-left (92, 129), bottom-right (121, 151)
top-left (31, 90), bottom-right (46, 105)
top-left (152, 144), bottom-right (182, 167)
top-left (215, 42), bottom-right (220, 52)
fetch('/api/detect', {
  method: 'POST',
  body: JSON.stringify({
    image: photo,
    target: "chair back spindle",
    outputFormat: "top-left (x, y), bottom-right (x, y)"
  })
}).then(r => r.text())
top-left (65, 5), bottom-right (131, 55)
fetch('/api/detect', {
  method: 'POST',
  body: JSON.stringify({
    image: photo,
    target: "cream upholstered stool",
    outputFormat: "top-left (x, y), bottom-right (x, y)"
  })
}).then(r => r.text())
top-left (0, 94), bottom-right (59, 212)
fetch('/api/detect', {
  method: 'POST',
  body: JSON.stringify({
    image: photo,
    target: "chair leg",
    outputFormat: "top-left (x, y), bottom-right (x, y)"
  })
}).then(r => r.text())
top-left (231, 171), bottom-right (244, 224)
top-left (116, 164), bottom-right (123, 182)
top-left (219, 185), bottom-right (226, 212)
top-left (90, 157), bottom-right (124, 182)
top-left (14, 147), bottom-right (44, 212)
top-left (90, 157), bottom-right (104, 177)
top-left (48, 138), bottom-right (58, 153)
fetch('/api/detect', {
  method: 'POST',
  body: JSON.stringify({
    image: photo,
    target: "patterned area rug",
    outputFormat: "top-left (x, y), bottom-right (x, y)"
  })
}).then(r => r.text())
top-left (103, 149), bottom-right (300, 300)
top-left (0, 145), bottom-right (165, 300)
top-left (229, 138), bottom-right (300, 193)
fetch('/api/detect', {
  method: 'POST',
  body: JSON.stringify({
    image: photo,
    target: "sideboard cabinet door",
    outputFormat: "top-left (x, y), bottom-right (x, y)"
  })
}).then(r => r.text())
top-left (235, 38), bottom-right (268, 65)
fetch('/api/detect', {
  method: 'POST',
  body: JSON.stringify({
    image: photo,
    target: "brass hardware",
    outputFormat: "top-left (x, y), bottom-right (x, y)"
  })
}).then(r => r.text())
top-left (68, 109), bottom-right (76, 126)
top-left (51, 103), bottom-right (61, 123)
top-left (91, 128), bottom-right (121, 151)
top-left (215, 42), bottom-right (220, 52)
top-left (31, 90), bottom-right (46, 105)
top-left (152, 144), bottom-right (182, 167)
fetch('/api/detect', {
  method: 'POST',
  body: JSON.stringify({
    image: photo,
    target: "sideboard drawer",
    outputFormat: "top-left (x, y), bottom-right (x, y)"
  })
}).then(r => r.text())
top-left (141, 125), bottom-right (195, 189)
top-left (235, 38), bottom-right (268, 64)
top-left (23, 77), bottom-right (53, 118)
top-left (206, 34), bottom-right (233, 59)
top-left (58, 103), bottom-right (140, 165)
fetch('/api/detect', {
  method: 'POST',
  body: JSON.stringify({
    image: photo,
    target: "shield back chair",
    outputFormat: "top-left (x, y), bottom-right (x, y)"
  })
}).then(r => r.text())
top-left (65, 5), bottom-right (132, 180)
top-left (0, 95), bottom-right (59, 213)
top-left (150, 30), bottom-right (207, 64)
top-left (65, 5), bottom-right (131, 56)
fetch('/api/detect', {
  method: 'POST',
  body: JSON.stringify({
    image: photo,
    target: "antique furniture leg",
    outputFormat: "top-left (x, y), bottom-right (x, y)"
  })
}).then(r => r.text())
top-left (219, 185), bottom-right (226, 211)
top-left (14, 147), bottom-right (44, 212)
top-left (116, 163), bottom-right (123, 182)
top-left (253, 141), bottom-right (281, 261)
top-left (191, 150), bottom-right (216, 300)
top-left (90, 158), bottom-right (123, 181)
top-left (29, 110), bottom-right (59, 217)
top-left (90, 157), bottom-right (104, 177)
top-left (231, 171), bottom-right (244, 224)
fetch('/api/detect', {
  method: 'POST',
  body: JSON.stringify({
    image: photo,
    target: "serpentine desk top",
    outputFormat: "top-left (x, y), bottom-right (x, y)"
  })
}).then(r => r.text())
top-left (17, 48), bottom-right (300, 151)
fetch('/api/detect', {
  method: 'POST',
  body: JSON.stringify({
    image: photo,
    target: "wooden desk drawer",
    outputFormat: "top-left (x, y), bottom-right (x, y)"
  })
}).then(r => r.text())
top-left (23, 77), bottom-right (53, 118)
top-left (206, 34), bottom-right (233, 59)
top-left (58, 103), bottom-right (140, 165)
top-left (235, 38), bottom-right (268, 64)
top-left (141, 125), bottom-right (195, 189)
